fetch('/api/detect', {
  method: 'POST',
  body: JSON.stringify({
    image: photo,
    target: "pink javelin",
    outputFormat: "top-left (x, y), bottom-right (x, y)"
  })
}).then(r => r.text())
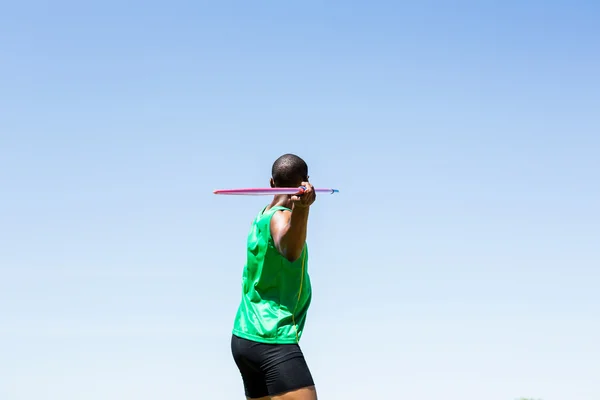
top-left (213, 187), bottom-right (339, 196)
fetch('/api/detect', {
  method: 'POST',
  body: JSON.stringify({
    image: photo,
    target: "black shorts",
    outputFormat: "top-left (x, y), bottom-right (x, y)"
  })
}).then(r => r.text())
top-left (231, 334), bottom-right (315, 398)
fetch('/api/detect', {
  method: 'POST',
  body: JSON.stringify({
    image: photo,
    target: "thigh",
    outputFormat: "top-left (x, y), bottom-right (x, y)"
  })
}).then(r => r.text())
top-left (231, 335), bottom-right (316, 399)
top-left (231, 335), bottom-right (269, 399)
top-left (271, 386), bottom-right (317, 400)
top-left (264, 345), bottom-right (316, 398)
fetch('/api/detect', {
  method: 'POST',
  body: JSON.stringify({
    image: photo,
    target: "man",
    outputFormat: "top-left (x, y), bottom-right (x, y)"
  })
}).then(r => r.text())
top-left (231, 154), bottom-right (318, 400)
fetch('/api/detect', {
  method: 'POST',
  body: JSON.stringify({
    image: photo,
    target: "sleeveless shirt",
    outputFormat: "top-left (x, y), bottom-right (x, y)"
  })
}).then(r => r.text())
top-left (232, 205), bottom-right (312, 344)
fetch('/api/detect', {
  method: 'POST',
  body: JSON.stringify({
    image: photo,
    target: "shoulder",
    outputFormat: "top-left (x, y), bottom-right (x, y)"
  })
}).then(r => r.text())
top-left (270, 208), bottom-right (291, 229)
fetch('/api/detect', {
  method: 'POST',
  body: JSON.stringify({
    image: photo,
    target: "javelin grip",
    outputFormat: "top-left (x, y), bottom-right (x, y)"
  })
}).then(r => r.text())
top-left (288, 186), bottom-right (340, 195)
top-left (296, 186), bottom-right (338, 195)
top-left (292, 186), bottom-right (339, 195)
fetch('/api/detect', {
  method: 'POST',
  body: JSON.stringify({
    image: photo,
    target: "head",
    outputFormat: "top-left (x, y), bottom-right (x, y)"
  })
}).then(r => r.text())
top-left (270, 153), bottom-right (309, 188)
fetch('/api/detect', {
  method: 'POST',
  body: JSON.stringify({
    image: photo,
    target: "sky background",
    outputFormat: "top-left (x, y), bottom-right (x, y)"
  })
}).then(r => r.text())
top-left (1, 1), bottom-right (599, 399)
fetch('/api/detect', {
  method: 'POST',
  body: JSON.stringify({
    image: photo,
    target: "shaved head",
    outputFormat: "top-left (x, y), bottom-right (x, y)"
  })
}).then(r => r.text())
top-left (271, 154), bottom-right (309, 187)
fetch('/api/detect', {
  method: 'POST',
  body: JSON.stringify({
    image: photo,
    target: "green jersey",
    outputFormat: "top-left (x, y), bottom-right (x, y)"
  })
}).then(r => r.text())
top-left (232, 205), bottom-right (312, 344)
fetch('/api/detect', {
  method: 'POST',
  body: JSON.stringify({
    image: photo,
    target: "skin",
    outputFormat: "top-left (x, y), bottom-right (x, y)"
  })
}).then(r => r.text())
top-left (267, 178), bottom-right (316, 263)
top-left (251, 386), bottom-right (318, 400)
top-left (248, 177), bottom-right (317, 400)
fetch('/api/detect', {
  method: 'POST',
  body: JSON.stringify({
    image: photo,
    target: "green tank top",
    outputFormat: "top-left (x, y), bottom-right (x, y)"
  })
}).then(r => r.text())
top-left (232, 205), bottom-right (312, 344)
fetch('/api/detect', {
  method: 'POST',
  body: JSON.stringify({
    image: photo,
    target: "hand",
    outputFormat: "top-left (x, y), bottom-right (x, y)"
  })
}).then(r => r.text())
top-left (290, 182), bottom-right (316, 209)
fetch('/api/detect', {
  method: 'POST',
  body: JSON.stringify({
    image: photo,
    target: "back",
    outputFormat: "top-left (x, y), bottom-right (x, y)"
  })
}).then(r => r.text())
top-left (232, 205), bottom-right (312, 344)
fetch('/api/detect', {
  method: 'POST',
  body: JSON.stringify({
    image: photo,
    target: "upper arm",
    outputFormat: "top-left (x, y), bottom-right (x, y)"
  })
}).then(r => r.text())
top-left (270, 210), bottom-right (291, 258)
top-left (270, 207), bottom-right (310, 262)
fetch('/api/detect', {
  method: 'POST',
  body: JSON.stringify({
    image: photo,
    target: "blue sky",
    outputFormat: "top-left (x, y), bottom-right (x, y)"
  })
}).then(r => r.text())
top-left (1, 1), bottom-right (599, 399)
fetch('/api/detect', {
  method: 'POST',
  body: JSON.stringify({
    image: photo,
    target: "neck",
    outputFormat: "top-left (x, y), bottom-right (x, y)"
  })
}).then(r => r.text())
top-left (269, 194), bottom-right (292, 209)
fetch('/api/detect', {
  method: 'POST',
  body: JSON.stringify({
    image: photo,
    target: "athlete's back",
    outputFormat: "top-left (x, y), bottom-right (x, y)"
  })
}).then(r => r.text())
top-left (232, 204), bottom-right (312, 344)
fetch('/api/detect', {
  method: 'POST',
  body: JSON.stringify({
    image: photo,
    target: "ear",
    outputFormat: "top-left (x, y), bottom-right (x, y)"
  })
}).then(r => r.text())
top-left (270, 178), bottom-right (275, 188)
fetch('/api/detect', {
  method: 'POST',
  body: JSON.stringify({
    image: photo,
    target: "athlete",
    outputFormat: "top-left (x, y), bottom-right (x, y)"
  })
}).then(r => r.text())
top-left (231, 153), bottom-right (318, 400)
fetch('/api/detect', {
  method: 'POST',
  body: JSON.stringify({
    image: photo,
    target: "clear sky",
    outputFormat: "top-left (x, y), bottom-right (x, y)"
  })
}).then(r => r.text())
top-left (1, 1), bottom-right (599, 399)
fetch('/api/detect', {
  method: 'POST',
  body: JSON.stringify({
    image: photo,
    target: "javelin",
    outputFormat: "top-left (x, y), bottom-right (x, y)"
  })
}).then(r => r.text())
top-left (213, 187), bottom-right (339, 196)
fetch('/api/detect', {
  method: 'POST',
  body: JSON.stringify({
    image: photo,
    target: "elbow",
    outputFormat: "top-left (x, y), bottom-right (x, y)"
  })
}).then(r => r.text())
top-left (280, 246), bottom-right (303, 263)
top-left (276, 235), bottom-right (306, 263)
top-left (284, 252), bottom-right (302, 263)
